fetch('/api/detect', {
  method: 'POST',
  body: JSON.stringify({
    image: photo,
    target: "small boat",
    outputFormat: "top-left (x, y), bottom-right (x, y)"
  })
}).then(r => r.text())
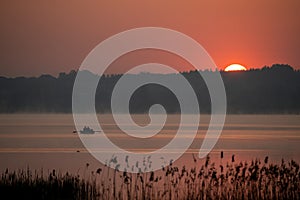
top-left (73, 126), bottom-right (100, 134)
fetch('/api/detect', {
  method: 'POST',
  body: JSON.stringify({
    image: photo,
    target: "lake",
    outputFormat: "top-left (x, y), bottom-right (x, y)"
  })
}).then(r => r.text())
top-left (0, 114), bottom-right (299, 174)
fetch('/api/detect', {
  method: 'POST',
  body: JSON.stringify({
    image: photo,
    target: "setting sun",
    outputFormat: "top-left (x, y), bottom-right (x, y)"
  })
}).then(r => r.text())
top-left (224, 64), bottom-right (247, 72)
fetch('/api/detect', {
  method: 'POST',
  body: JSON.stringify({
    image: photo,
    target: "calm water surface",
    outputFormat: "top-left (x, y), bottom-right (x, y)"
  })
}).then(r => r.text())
top-left (0, 114), bottom-right (299, 174)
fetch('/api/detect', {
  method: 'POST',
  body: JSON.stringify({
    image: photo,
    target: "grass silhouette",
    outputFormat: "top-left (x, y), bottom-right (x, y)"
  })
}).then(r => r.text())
top-left (1, 155), bottom-right (299, 199)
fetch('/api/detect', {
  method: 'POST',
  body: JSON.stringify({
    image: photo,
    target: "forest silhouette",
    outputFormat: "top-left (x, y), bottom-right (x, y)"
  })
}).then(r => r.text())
top-left (0, 64), bottom-right (299, 114)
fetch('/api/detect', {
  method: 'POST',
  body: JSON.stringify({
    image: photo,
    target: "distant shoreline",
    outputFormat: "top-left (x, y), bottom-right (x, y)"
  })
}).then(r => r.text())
top-left (1, 64), bottom-right (300, 114)
top-left (0, 112), bottom-right (299, 115)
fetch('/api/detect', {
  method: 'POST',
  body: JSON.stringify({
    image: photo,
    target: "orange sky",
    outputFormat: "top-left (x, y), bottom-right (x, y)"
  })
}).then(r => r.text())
top-left (0, 0), bottom-right (300, 77)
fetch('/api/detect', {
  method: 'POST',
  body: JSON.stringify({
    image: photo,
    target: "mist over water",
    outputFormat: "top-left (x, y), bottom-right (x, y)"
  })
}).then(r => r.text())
top-left (0, 114), bottom-right (299, 174)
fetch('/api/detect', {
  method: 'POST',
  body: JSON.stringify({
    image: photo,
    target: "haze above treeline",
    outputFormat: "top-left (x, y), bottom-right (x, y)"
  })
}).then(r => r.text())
top-left (0, 64), bottom-right (299, 114)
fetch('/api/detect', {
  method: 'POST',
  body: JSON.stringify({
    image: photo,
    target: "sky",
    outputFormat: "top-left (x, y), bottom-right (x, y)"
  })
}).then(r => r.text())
top-left (0, 0), bottom-right (300, 77)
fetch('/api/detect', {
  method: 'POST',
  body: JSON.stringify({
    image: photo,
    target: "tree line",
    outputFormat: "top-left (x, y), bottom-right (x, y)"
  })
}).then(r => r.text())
top-left (0, 64), bottom-right (299, 114)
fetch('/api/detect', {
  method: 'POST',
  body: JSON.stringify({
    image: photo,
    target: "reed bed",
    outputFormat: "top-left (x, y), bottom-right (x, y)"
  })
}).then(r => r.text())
top-left (1, 155), bottom-right (299, 200)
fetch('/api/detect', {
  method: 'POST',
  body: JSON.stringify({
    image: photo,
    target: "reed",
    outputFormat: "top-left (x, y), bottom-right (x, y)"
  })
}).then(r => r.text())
top-left (1, 155), bottom-right (299, 200)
